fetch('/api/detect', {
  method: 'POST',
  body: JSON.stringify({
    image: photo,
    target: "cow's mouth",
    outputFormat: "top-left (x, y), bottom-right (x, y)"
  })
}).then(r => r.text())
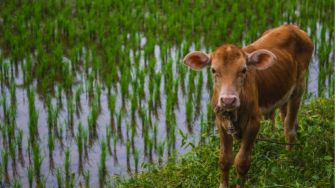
top-left (214, 106), bottom-right (241, 138)
top-left (214, 106), bottom-right (236, 115)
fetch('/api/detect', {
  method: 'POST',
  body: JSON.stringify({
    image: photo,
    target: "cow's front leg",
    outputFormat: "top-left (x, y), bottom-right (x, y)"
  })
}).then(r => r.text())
top-left (234, 117), bottom-right (260, 188)
top-left (217, 118), bottom-right (233, 188)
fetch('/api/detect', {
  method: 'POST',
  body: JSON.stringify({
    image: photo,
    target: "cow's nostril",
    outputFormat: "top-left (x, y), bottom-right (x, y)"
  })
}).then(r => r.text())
top-left (231, 97), bottom-right (236, 105)
top-left (221, 97), bottom-right (236, 106)
top-left (220, 97), bottom-right (225, 105)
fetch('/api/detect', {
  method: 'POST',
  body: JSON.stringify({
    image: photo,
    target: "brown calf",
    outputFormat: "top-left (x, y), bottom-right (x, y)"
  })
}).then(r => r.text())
top-left (183, 24), bottom-right (313, 187)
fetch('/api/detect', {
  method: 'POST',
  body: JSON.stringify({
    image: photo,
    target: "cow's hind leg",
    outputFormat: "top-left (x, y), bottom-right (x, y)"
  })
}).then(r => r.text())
top-left (284, 85), bottom-right (304, 150)
top-left (234, 116), bottom-right (260, 188)
top-left (217, 119), bottom-right (233, 188)
top-left (279, 103), bottom-right (287, 126)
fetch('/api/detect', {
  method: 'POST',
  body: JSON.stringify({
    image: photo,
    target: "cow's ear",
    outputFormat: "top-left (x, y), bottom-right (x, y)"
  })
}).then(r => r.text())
top-left (247, 49), bottom-right (277, 70)
top-left (183, 51), bottom-right (211, 71)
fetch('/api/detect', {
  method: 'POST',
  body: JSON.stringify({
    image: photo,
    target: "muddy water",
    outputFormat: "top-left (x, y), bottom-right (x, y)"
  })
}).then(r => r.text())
top-left (0, 42), bottom-right (213, 186)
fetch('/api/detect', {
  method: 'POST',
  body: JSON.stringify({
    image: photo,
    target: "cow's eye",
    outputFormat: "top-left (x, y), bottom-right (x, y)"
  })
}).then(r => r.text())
top-left (241, 67), bottom-right (247, 74)
top-left (211, 68), bottom-right (216, 74)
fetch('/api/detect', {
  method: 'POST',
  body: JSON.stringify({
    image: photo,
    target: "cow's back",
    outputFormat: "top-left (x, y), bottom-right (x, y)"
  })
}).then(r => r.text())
top-left (243, 25), bottom-right (313, 113)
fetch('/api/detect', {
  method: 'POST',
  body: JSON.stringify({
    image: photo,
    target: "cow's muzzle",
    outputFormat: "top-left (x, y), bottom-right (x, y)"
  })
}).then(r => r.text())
top-left (218, 95), bottom-right (239, 110)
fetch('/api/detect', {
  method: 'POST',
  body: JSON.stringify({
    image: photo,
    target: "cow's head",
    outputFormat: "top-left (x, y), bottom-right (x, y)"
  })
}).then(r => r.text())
top-left (183, 44), bottom-right (276, 113)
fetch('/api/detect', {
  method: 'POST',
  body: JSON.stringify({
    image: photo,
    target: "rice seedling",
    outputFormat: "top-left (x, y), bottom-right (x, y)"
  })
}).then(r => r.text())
top-left (147, 136), bottom-right (154, 163)
top-left (84, 170), bottom-right (91, 188)
top-left (120, 68), bottom-right (130, 106)
top-left (0, 124), bottom-right (6, 151)
top-left (48, 130), bottom-right (55, 171)
top-left (2, 149), bottom-right (9, 184)
top-left (64, 148), bottom-right (71, 188)
top-left (96, 83), bottom-right (102, 112)
top-left (1, 99), bottom-right (8, 148)
top-left (75, 122), bottom-right (84, 174)
top-left (75, 86), bottom-right (82, 117)
top-left (106, 126), bottom-right (113, 156)
top-left (195, 71), bottom-right (203, 110)
top-left (83, 127), bottom-right (89, 161)
top-left (32, 142), bottom-right (43, 187)
top-left (185, 99), bottom-right (193, 129)
top-left (151, 122), bottom-right (157, 150)
top-left (116, 111), bottom-right (123, 142)
top-left (46, 96), bottom-right (53, 133)
top-left (112, 133), bottom-right (118, 164)
top-left (98, 139), bottom-right (107, 187)
top-left (126, 140), bottom-right (132, 174)
top-left (130, 123), bottom-right (136, 153)
top-left (108, 94), bottom-right (116, 130)
top-left (133, 148), bottom-right (140, 174)
top-left (9, 81), bottom-right (16, 111)
top-left (88, 100), bottom-right (99, 142)
top-left (172, 78), bottom-right (179, 107)
top-left (165, 94), bottom-right (173, 126)
top-left (125, 123), bottom-right (131, 144)
top-left (206, 68), bottom-right (213, 92)
top-left (158, 141), bottom-right (165, 165)
top-left (142, 127), bottom-right (149, 158)
top-left (198, 116), bottom-right (206, 145)
top-left (130, 94), bottom-right (137, 122)
top-left (12, 177), bottom-right (22, 188)
top-left (1, 62), bottom-right (9, 87)
top-left (58, 124), bottom-right (64, 149)
top-left (27, 88), bottom-right (39, 144)
top-left (57, 85), bottom-right (63, 109)
top-left (0, 161), bottom-right (2, 184)
top-left (168, 120), bottom-right (177, 155)
top-left (154, 73), bottom-right (162, 107)
top-left (56, 167), bottom-right (63, 188)
top-left (9, 137), bottom-right (17, 176)
top-left (16, 129), bottom-right (24, 166)
top-left (66, 95), bottom-right (75, 136)
top-left (137, 69), bottom-right (146, 100)
top-left (206, 103), bottom-right (213, 133)
top-left (6, 120), bottom-right (14, 152)
top-left (149, 70), bottom-right (155, 95)
top-left (26, 165), bottom-right (34, 188)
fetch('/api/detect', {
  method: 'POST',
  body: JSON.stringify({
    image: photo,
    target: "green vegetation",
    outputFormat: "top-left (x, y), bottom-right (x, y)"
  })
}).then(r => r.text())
top-left (116, 98), bottom-right (334, 187)
top-left (0, 0), bottom-right (333, 187)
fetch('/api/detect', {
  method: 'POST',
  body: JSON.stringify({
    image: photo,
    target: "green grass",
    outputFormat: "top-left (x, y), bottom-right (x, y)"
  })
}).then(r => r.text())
top-left (114, 97), bottom-right (334, 187)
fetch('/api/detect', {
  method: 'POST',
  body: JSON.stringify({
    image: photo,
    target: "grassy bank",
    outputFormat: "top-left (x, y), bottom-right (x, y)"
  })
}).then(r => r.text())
top-left (114, 97), bottom-right (334, 187)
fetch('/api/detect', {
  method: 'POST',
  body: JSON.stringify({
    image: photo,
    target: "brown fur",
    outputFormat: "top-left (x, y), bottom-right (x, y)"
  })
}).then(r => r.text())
top-left (187, 24), bottom-right (313, 188)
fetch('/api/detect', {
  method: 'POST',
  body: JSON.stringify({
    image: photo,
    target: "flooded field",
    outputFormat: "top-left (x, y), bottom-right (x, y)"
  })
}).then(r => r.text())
top-left (0, 1), bottom-right (334, 187)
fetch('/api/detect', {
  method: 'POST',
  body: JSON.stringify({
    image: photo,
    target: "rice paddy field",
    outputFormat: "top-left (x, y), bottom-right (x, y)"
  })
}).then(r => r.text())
top-left (0, 0), bottom-right (334, 187)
